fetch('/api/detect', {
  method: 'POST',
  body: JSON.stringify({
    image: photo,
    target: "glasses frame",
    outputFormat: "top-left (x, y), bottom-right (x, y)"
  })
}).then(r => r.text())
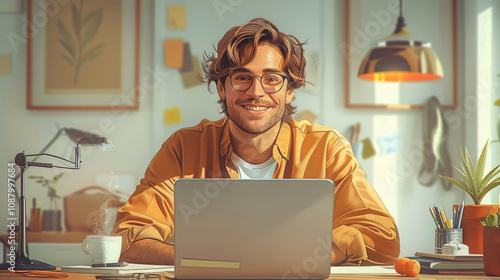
top-left (228, 71), bottom-right (289, 94)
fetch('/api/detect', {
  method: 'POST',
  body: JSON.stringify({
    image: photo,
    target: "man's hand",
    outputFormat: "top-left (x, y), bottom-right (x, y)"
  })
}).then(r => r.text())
top-left (331, 242), bottom-right (348, 265)
top-left (119, 239), bottom-right (175, 265)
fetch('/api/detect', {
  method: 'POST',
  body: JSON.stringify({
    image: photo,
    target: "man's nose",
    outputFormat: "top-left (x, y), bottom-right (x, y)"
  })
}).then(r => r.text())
top-left (245, 77), bottom-right (267, 98)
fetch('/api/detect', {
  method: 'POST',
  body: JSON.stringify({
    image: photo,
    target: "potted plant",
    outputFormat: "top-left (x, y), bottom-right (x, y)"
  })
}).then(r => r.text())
top-left (481, 207), bottom-right (500, 276)
top-left (29, 172), bottom-right (64, 231)
top-left (439, 140), bottom-right (500, 253)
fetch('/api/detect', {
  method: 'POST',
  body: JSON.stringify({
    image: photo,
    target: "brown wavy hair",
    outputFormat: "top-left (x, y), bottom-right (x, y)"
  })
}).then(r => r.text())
top-left (202, 18), bottom-right (307, 121)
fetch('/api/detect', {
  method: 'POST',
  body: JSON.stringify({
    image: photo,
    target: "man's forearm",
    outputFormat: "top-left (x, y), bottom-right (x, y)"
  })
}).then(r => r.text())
top-left (119, 239), bottom-right (175, 265)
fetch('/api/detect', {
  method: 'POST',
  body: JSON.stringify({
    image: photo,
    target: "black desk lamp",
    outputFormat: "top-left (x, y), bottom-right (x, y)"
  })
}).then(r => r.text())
top-left (0, 128), bottom-right (113, 271)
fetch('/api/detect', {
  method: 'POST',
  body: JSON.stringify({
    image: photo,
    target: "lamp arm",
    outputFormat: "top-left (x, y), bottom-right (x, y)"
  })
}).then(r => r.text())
top-left (25, 153), bottom-right (77, 166)
top-left (15, 147), bottom-right (82, 170)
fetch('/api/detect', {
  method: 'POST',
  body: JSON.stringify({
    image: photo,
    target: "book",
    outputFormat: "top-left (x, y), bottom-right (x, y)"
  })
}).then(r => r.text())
top-left (60, 263), bottom-right (174, 275)
top-left (420, 267), bottom-right (486, 275)
top-left (415, 251), bottom-right (483, 262)
top-left (410, 256), bottom-right (484, 270)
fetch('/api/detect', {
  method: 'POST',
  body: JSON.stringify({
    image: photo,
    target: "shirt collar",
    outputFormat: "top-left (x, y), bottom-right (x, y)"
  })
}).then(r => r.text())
top-left (219, 118), bottom-right (232, 158)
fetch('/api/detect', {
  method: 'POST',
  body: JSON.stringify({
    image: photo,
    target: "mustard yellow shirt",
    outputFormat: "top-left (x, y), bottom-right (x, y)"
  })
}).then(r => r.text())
top-left (112, 118), bottom-right (400, 265)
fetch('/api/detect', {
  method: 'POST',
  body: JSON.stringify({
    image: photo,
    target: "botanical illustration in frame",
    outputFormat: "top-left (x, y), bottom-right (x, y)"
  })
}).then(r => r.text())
top-left (27, 0), bottom-right (140, 110)
top-left (343, 0), bottom-right (457, 110)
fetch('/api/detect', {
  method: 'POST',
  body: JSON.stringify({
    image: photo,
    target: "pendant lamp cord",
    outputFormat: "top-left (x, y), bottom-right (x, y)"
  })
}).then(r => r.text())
top-left (395, 0), bottom-right (406, 33)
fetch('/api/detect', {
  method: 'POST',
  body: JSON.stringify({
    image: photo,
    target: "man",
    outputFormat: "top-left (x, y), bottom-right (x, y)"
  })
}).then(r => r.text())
top-left (112, 18), bottom-right (400, 266)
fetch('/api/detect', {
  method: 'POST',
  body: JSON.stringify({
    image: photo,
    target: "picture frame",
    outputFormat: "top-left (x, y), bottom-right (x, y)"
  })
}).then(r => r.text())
top-left (26, 0), bottom-right (140, 110)
top-left (343, 0), bottom-right (457, 110)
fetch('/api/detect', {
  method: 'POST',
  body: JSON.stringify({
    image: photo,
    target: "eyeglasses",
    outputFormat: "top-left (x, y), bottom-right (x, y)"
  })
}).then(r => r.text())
top-left (228, 71), bottom-right (288, 94)
top-left (132, 274), bottom-right (161, 280)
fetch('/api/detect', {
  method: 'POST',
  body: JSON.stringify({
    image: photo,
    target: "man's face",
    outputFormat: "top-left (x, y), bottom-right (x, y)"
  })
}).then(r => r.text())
top-left (217, 43), bottom-right (294, 135)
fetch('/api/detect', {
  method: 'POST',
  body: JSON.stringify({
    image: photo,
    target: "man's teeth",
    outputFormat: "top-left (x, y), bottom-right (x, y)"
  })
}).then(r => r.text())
top-left (243, 105), bottom-right (268, 111)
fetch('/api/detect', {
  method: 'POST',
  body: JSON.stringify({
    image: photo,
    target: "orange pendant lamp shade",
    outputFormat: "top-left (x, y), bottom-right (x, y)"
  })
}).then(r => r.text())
top-left (358, 1), bottom-right (443, 82)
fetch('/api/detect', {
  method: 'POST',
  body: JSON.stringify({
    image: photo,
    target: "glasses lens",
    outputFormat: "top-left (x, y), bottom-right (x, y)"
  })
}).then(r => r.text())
top-left (261, 74), bottom-right (284, 93)
top-left (230, 72), bottom-right (285, 93)
top-left (230, 72), bottom-right (253, 91)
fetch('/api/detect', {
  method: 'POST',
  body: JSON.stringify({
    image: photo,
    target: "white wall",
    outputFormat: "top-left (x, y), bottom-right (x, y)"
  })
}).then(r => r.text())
top-left (1, 0), bottom-right (499, 263)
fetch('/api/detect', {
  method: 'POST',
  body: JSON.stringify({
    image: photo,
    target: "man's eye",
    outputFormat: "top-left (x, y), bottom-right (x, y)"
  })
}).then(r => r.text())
top-left (234, 74), bottom-right (251, 81)
top-left (263, 75), bottom-right (281, 83)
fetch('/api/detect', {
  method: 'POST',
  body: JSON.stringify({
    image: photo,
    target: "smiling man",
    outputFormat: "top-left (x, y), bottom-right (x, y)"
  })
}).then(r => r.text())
top-left (112, 18), bottom-right (400, 266)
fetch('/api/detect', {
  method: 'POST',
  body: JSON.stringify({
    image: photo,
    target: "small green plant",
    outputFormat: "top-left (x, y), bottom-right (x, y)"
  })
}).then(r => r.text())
top-left (439, 140), bottom-right (500, 205)
top-left (29, 172), bottom-right (64, 209)
top-left (481, 207), bottom-right (500, 227)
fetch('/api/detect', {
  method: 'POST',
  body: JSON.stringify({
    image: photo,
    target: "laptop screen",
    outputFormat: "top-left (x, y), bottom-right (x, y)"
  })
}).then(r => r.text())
top-left (173, 178), bottom-right (334, 279)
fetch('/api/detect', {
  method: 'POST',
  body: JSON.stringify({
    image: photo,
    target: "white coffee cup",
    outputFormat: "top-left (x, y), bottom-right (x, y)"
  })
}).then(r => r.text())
top-left (82, 235), bottom-right (122, 264)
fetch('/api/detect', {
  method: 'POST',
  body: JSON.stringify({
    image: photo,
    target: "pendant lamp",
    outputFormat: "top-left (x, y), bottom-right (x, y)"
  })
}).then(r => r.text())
top-left (358, 0), bottom-right (443, 82)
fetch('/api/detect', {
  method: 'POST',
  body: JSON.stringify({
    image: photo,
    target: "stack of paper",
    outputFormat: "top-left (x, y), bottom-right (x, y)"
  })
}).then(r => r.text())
top-left (413, 252), bottom-right (484, 274)
top-left (61, 263), bottom-right (174, 275)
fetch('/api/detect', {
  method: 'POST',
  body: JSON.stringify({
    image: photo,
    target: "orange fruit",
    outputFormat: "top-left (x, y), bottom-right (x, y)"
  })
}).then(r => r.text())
top-left (404, 259), bottom-right (421, 277)
top-left (394, 257), bottom-right (409, 274)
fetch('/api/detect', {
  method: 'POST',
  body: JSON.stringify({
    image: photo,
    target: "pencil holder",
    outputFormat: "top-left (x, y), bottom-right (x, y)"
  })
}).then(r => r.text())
top-left (435, 228), bottom-right (463, 254)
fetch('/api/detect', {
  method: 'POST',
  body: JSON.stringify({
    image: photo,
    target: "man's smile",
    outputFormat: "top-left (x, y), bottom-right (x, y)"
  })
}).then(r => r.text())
top-left (242, 104), bottom-right (270, 111)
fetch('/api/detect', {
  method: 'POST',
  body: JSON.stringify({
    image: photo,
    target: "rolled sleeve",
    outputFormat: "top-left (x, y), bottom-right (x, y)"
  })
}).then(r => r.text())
top-left (329, 140), bottom-right (400, 265)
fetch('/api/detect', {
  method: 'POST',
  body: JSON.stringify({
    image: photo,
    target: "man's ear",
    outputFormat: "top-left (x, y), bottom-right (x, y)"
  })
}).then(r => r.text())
top-left (217, 80), bottom-right (225, 100)
top-left (286, 88), bottom-right (295, 104)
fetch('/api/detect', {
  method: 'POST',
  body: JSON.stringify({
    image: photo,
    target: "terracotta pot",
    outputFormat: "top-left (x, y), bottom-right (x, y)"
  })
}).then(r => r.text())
top-left (483, 226), bottom-right (500, 276)
top-left (460, 204), bottom-right (498, 254)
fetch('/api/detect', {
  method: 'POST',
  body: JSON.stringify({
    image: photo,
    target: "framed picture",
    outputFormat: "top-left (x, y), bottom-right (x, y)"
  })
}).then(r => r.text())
top-left (343, 0), bottom-right (457, 110)
top-left (27, 0), bottom-right (140, 110)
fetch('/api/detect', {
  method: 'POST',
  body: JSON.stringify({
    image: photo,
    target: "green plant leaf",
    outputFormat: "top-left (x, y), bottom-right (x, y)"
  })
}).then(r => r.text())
top-left (71, 3), bottom-right (81, 39)
top-left (461, 147), bottom-right (479, 202)
top-left (80, 44), bottom-right (103, 68)
top-left (53, 172), bottom-right (64, 181)
top-left (482, 177), bottom-right (500, 200)
top-left (58, 39), bottom-right (76, 60)
top-left (482, 165), bottom-right (500, 188)
top-left (82, 9), bottom-right (101, 27)
top-left (61, 55), bottom-right (76, 67)
top-left (57, 19), bottom-right (76, 58)
top-left (476, 140), bottom-right (489, 187)
top-left (439, 174), bottom-right (475, 201)
top-left (495, 99), bottom-right (500, 106)
top-left (81, 9), bottom-right (103, 52)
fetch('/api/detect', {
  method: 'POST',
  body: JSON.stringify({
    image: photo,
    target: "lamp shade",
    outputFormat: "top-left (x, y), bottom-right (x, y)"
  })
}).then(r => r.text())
top-left (358, 0), bottom-right (443, 83)
top-left (358, 27), bottom-right (443, 82)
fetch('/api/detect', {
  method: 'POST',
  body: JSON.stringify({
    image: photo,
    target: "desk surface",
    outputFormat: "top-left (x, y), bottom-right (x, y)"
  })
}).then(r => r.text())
top-left (0, 231), bottom-right (89, 243)
top-left (0, 266), bottom-right (499, 280)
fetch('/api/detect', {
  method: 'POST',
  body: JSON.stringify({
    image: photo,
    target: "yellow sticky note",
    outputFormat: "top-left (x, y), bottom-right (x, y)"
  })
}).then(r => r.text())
top-left (181, 258), bottom-right (240, 269)
top-left (0, 54), bottom-right (12, 75)
top-left (163, 107), bottom-right (182, 125)
top-left (168, 5), bottom-right (186, 30)
top-left (181, 56), bottom-right (204, 88)
top-left (164, 39), bottom-right (184, 69)
top-left (296, 110), bottom-right (318, 123)
top-left (361, 138), bottom-right (376, 159)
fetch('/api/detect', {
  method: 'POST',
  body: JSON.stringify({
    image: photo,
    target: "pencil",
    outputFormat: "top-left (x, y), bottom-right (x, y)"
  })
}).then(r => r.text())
top-left (429, 206), bottom-right (439, 228)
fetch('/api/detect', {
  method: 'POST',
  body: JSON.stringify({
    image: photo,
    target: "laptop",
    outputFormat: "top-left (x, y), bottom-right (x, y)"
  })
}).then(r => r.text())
top-left (169, 178), bottom-right (334, 279)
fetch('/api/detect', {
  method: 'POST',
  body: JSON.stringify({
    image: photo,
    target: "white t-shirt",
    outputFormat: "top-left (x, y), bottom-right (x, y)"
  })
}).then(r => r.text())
top-left (231, 153), bottom-right (277, 179)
